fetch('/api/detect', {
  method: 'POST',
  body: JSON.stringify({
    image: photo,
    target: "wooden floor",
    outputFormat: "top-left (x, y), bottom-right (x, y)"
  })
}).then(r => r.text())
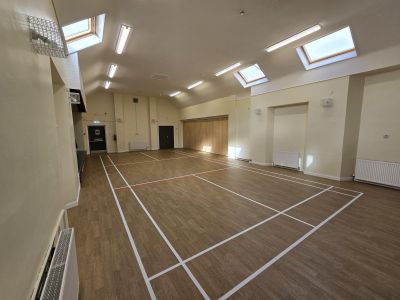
top-left (67, 149), bottom-right (400, 299)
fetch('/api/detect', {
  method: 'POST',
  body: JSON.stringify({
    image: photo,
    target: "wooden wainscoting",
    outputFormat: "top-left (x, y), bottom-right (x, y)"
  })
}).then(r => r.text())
top-left (183, 116), bottom-right (228, 156)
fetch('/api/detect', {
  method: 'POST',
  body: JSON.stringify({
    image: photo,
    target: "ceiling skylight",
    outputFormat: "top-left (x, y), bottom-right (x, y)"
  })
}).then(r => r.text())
top-left (63, 18), bottom-right (94, 41)
top-left (296, 26), bottom-right (357, 70)
top-left (234, 64), bottom-right (268, 88)
top-left (62, 14), bottom-right (106, 54)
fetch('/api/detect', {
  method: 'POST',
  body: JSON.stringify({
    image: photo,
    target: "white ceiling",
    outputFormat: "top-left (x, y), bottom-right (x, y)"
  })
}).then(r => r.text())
top-left (53, 0), bottom-right (400, 107)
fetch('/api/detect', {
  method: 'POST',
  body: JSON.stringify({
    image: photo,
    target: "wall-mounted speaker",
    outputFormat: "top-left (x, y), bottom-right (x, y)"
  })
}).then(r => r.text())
top-left (321, 98), bottom-right (334, 107)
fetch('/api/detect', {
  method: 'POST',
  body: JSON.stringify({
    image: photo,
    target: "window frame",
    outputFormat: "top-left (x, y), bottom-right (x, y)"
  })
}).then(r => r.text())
top-left (296, 26), bottom-right (357, 70)
top-left (237, 64), bottom-right (266, 84)
top-left (234, 64), bottom-right (269, 88)
top-left (64, 17), bottom-right (96, 42)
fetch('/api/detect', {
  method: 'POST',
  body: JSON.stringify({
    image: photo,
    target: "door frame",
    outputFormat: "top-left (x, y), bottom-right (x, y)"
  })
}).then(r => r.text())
top-left (158, 125), bottom-right (175, 149)
top-left (87, 124), bottom-right (107, 154)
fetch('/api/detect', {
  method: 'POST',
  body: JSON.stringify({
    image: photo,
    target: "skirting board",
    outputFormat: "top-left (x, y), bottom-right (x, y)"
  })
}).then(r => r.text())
top-left (304, 171), bottom-right (353, 182)
top-left (250, 161), bottom-right (273, 167)
top-left (65, 183), bottom-right (81, 209)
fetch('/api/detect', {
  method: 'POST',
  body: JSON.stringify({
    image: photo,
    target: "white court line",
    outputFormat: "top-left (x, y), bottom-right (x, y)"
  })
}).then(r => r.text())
top-left (113, 167), bottom-right (234, 190)
top-left (174, 150), bottom-right (363, 195)
top-left (173, 150), bottom-right (360, 197)
top-left (193, 175), bottom-right (315, 228)
top-left (218, 192), bottom-right (364, 300)
top-left (107, 155), bottom-right (211, 300)
top-left (149, 186), bottom-right (333, 281)
top-left (99, 156), bottom-right (156, 300)
top-left (116, 156), bottom-right (190, 166)
top-left (140, 152), bottom-right (160, 161)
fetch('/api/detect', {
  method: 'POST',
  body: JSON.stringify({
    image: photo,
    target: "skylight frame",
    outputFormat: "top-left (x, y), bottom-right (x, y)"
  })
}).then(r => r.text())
top-left (234, 64), bottom-right (269, 88)
top-left (64, 17), bottom-right (96, 42)
top-left (296, 26), bottom-right (357, 70)
top-left (237, 64), bottom-right (266, 84)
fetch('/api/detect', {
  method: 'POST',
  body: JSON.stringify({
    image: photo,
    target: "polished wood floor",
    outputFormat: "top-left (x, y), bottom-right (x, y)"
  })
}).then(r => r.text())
top-left (67, 149), bottom-right (400, 299)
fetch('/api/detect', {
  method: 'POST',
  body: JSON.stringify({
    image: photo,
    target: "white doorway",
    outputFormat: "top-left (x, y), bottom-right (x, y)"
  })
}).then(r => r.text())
top-left (272, 104), bottom-right (308, 170)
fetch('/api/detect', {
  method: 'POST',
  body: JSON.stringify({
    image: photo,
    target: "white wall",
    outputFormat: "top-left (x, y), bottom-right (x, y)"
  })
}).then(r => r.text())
top-left (181, 95), bottom-right (251, 159)
top-left (251, 76), bottom-right (351, 179)
top-left (357, 69), bottom-right (400, 162)
top-left (82, 91), bottom-right (117, 153)
top-left (80, 92), bottom-right (182, 152)
top-left (0, 1), bottom-right (80, 298)
top-left (273, 104), bottom-right (308, 169)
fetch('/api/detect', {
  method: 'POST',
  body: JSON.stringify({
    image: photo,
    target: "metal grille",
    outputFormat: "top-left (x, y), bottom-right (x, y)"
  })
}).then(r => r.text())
top-left (41, 229), bottom-right (72, 300)
top-left (28, 15), bottom-right (68, 58)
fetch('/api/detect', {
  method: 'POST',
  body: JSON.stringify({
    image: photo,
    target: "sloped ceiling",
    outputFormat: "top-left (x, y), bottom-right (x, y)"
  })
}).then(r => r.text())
top-left (53, 0), bottom-right (400, 107)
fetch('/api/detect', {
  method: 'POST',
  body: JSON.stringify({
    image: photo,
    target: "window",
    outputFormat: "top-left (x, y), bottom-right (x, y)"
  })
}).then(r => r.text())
top-left (234, 64), bottom-right (268, 88)
top-left (62, 14), bottom-right (106, 53)
top-left (63, 18), bottom-right (96, 42)
top-left (297, 27), bottom-right (357, 70)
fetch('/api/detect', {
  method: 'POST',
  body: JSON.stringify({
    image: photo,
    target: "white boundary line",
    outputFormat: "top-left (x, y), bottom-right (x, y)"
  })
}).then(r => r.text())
top-left (219, 192), bottom-right (364, 299)
top-left (107, 155), bottom-right (211, 300)
top-left (173, 150), bottom-right (361, 197)
top-left (112, 167), bottom-right (234, 190)
top-left (148, 186), bottom-right (333, 281)
top-left (193, 175), bottom-right (315, 228)
top-left (174, 150), bottom-right (363, 194)
top-left (99, 156), bottom-right (156, 300)
top-left (140, 152), bottom-right (160, 161)
top-left (116, 156), bottom-right (190, 166)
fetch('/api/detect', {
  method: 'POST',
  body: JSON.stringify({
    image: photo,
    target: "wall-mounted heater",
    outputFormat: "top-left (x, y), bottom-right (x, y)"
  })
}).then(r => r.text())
top-left (273, 151), bottom-right (301, 170)
top-left (355, 159), bottom-right (400, 188)
top-left (39, 228), bottom-right (79, 300)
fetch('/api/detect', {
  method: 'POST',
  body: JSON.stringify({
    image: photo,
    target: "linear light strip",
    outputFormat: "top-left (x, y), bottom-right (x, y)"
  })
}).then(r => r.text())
top-left (116, 24), bottom-right (132, 54)
top-left (169, 91), bottom-right (181, 97)
top-left (266, 25), bottom-right (321, 52)
top-left (187, 81), bottom-right (204, 90)
top-left (108, 64), bottom-right (118, 78)
top-left (215, 62), bottom-right (241, 76)
top-left (105, 81), bottom-right (111, 89)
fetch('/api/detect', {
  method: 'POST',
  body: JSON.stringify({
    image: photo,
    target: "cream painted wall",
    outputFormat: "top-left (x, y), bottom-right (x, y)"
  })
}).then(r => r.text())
top-left (341, 76), bottom-right (364, 178)
top-left (251, 77), bottom-right (350, 179)
top-left (81, 93), bottom-right (182, 152)
top-left (0, 1), bottom-right (80, 298)
top-left (273, 104), bottom-right (308, 169)
top-left (357, 69), bottom-right (400, 162)
top-left (181, 95), bottom-right (251, 159)
top-left (82, 91), bottom-right (117, 153)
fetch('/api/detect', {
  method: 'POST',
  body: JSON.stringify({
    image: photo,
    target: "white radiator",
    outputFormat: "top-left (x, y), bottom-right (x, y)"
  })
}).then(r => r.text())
top-left (273, 151), bottom-right (300, 170)
top-left (41, 228), bottom-right (79, 300)
top-left (129, 141), bottom-right (148, 151)
top-left (355, 159), bottom-right (400, 188)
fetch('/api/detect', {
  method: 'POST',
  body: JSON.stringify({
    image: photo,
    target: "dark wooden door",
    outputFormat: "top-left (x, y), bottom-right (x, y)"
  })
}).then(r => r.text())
top-left (88, 126), bottom-right (107, 152)
top-left (159, 126), bottom-right (174, 149)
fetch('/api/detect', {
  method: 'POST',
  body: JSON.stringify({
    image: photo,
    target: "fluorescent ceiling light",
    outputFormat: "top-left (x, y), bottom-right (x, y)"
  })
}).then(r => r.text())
top-left (169, 91), bottom-right (181, 97)
top-left (104, 81), bottom-right (111, 89)
top-left (266, 25), bottom-right (321, 52)
top-left (215, 62), bottom-right (241, 76)
top-left (116, 24), bottom-right (132, 54)
top-left (108, 64), bottom-right (118, 78)
top-left (187, 81), bottom-right (204, 90)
